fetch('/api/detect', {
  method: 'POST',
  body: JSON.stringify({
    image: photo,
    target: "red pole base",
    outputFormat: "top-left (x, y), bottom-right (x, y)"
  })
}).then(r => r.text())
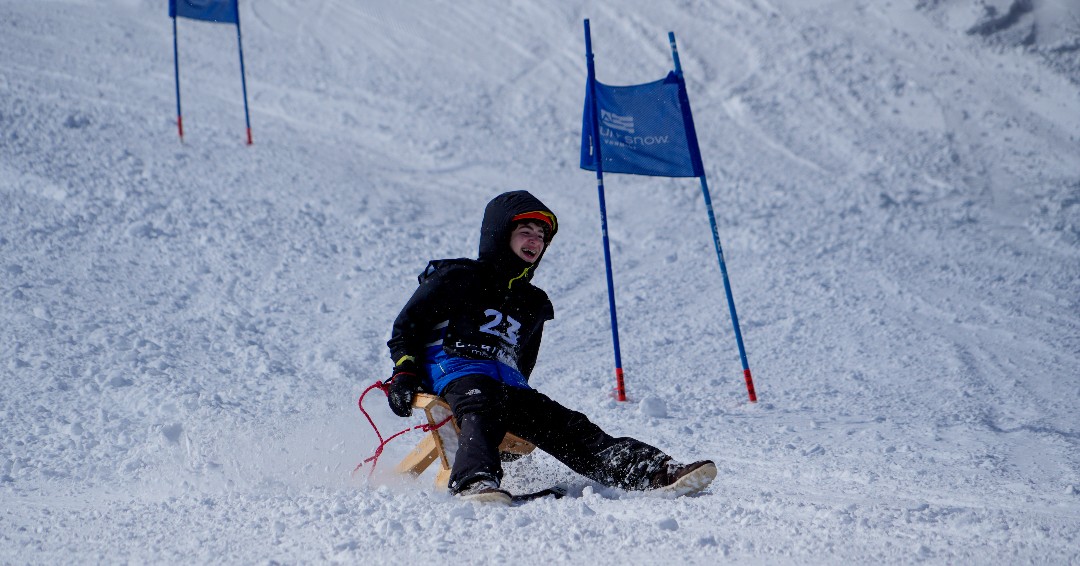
top-left (744, 368), bottom-right (758, 403)
top-left (245, 127), bottom-right (252, 145)
top-left (615, 367), bottom-right (627, 402)
top-left (177, 115), bottom-right (184, 142)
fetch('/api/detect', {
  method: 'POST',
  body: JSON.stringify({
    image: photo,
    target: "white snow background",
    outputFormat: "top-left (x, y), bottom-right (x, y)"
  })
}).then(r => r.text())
top-left (3, 0), bottom-right (1079, 563)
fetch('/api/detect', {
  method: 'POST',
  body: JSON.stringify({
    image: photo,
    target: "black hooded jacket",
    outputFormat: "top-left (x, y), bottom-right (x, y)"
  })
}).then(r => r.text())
top-left (387, 191), bottom-right (559, 384)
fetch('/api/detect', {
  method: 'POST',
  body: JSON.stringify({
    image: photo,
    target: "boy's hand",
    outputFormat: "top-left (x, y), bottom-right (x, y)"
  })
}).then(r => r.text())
top-left (387, 366), bottom-right (421, 417)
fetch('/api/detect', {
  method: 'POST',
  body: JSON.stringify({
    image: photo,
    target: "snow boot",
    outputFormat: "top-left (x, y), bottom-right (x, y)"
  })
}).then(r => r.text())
top-left (647, 460), bottom-right (717, 497)
top-left (455, 479), bottom-right (512, 505)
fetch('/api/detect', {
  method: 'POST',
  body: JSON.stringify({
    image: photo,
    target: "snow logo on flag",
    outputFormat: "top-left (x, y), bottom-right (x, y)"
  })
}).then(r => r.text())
top-left (600, 109), bottom-right (635, 134)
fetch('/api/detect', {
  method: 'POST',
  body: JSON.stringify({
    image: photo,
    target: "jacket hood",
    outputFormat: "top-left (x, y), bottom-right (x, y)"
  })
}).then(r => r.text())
top-left (478, 190), bottom-right (558, 286)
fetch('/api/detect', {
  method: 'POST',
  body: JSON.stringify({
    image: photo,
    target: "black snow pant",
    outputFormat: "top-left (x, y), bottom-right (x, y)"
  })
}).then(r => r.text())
top-left (440, 374), bottom-right (670, 493)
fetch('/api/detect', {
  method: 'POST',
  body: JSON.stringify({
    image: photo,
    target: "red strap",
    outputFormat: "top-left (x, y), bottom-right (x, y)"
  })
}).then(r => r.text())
top-left (352, 381), bottom-right (453, 480)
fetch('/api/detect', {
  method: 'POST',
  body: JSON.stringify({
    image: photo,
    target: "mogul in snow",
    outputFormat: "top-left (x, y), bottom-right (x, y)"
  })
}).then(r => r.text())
top-left (385, 190), bottom-right (716, 505)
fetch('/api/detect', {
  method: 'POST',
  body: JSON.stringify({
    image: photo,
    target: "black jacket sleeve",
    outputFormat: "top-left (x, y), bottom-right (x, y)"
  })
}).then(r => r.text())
top-left (516, 287), bottom-right (554, 379)
top-left (517, 321), bottom-right (544, 378)
top-left (386, 263), bottom-right (470, 366)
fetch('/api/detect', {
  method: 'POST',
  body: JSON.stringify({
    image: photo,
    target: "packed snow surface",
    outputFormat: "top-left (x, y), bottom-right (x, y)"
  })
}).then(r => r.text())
top-left (2, 0), bottom-right (1079, 563)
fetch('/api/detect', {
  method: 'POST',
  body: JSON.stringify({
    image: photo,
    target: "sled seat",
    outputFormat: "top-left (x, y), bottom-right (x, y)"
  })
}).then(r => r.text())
top-left (394, 392), bottom-right (535, 490)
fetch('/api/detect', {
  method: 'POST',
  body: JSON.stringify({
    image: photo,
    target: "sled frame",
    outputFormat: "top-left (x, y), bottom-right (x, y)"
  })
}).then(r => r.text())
top-left (394, 393), bottom-right (535, 490)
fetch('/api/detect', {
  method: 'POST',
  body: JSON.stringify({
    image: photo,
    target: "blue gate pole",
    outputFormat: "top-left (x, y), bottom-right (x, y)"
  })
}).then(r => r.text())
top-left (235, 5), bottom-right (252, 145)
top-left (669, 32), bottom-right (757, 402)
top-left (585, 19), bottom-right (627, 401)
top-left (172, 15), bottom-right (183, 142)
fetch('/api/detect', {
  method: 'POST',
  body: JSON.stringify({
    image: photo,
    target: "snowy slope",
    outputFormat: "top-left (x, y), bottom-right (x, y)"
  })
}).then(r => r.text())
top-left (2, 0), bottom-right (1079, 563)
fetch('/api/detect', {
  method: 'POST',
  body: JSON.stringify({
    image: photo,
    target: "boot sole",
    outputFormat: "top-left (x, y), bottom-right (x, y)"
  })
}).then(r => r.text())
top-left (457, 490), bottom-right (513, 505)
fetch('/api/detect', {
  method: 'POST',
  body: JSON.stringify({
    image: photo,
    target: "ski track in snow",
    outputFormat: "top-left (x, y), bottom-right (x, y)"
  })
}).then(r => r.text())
top-left (2, 0), bottom-right (1079, 563)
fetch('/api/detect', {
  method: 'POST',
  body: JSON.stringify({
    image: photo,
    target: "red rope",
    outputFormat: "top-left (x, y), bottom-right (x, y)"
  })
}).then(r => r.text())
top-left (353, 380), bottom-right (453, 480)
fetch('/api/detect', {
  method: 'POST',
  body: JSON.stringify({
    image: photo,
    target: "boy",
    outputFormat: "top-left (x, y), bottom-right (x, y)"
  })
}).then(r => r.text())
top-left (386, 190), bottom-right (715, 504)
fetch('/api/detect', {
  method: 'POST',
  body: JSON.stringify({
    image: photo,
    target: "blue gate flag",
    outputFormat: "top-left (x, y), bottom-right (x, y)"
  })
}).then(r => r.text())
top-left (169, 0), bottom-right (238, 24)
top-left (169, 0), bottom-right (253, 144)
top-left (581, 71), bottom-right (704, 178)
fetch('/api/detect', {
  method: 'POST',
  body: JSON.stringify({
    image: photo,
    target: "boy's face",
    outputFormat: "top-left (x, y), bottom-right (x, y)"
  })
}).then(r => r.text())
top-left (510, 222), bottom-right (547, 263)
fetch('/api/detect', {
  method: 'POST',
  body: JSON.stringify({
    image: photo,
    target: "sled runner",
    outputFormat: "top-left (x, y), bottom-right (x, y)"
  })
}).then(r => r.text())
top-left (394, 393), bottom-right (536, 490)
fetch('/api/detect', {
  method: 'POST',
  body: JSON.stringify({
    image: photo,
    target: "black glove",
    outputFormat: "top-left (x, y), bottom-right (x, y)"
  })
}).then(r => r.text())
top-left (387, 364), bottom-right (422, 418)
